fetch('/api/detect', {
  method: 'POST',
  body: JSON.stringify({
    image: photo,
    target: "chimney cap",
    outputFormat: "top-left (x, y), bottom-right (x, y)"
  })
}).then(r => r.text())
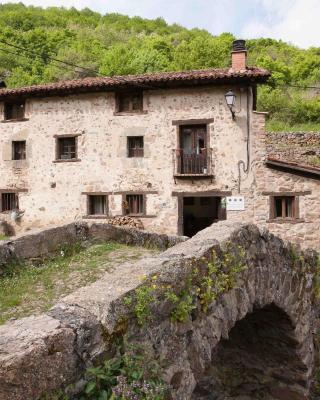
top-left (232, 39), bottom-right (246, 52)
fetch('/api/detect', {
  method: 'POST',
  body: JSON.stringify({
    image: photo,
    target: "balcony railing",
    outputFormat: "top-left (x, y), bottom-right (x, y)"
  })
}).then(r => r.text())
top-left (173, 148), bottom-right (213, 177)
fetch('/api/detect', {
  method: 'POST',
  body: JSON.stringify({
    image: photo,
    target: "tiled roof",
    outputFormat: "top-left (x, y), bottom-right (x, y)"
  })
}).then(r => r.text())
top-left (266, 157), bottom-right (320, 178)
top-left (0, 67), bottom-right (270, 99)
top-left (267, 131), bottom-right (320, 172)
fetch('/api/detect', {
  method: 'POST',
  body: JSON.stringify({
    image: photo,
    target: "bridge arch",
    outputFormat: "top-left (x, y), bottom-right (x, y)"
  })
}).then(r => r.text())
top-left (192, 303), bottom-right (309, 399)
top-left (158, 223), bottom-right (317, 400)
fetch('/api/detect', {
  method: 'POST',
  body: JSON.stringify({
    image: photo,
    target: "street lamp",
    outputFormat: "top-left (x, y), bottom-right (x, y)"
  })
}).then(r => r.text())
top-left (225, 89), bottom-right (236, 120)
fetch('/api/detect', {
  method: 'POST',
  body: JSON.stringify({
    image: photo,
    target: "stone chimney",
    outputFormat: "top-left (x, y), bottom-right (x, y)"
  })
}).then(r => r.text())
top-left (231, 39), bottom-right (247, 71)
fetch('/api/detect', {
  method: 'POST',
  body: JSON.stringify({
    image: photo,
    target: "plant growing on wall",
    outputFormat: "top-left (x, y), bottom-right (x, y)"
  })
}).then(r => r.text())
top-left (124, 243), bottom-right (247, 325)
top-left (79, 343), bottom-right (167, 400)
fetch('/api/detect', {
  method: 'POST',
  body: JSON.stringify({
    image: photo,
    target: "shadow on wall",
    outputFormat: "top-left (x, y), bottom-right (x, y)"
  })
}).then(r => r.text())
top-left (192, 304), bottom-right (308, 400)
top-left (0, 220), bottom-right (15, 237)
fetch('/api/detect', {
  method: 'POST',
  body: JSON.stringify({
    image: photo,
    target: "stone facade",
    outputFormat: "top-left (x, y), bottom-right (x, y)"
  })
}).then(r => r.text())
top-left (0, 77), bottom-right (319, 249)
top-left (0, 222), bottom-right (318, 400)
top-left (267, 131), bottom-right (320, 167)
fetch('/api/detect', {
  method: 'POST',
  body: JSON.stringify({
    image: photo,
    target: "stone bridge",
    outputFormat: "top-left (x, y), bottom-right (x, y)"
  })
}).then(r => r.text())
top-left (0, 222), bottom-right (318, 400)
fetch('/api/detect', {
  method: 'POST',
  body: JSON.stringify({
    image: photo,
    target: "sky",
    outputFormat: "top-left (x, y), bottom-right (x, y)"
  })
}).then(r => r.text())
top-left (1, 0), bottom-right (319, 48)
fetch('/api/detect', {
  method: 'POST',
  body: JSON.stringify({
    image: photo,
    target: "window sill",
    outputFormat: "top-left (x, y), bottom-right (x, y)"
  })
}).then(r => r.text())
top-left (53, 158), bottom-right (81, 163)
top-left (113, 110), bottom-right (148, 116)
top-left (82, 215), bottom-right (109, 219)
top-left (1, 118), bottom-right (29, 123)
top-left (121, 214), bottom-right (156, 218)
top-left (267, 218), bottom-right (305, 224)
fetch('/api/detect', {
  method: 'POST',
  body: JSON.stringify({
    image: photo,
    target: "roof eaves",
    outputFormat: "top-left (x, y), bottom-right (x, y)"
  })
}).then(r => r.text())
top-left (266, 158), bottom-right (320, 180)
top-left (0, 67), bottom-right (271, 100)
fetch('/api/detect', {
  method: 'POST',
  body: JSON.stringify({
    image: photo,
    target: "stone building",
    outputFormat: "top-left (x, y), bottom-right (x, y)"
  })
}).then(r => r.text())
top-left (0, 40), bottom-right (319, 249)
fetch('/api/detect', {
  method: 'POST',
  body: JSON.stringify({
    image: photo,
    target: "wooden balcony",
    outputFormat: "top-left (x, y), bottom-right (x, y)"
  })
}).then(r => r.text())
top-left (173, 148), bottom-right (214, 180)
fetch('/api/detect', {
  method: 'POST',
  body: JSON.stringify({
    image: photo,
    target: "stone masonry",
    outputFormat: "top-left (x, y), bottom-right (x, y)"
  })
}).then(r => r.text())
top-left (0, 221), bottom-right (318, 400)
top-left (0, 42), bottom-right (318, 250)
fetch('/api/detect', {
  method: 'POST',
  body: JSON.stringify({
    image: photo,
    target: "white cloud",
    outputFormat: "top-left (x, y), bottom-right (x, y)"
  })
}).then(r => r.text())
top-left (242, 0), bottom-right (320, 48)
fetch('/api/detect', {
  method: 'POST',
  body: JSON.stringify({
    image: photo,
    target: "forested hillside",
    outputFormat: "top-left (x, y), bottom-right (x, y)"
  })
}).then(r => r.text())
top-left (0, 3), bottom-right (320, 130)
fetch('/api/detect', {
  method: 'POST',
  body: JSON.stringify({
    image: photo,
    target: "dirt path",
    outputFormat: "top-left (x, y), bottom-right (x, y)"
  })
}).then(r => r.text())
top-left (0, 243), bottom-right (158, 324)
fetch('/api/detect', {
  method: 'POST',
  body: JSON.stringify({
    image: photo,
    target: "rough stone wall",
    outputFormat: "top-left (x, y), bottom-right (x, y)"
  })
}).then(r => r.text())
top-left (0, 222), bottom-right (185, 272)
top-left (0, 88), bottom-right (319, 250)
top-left (0, 222), bottom-right (317, 400)
top-left (0, 86), bottom-right (254, 236)
top-left (267, 131), bottom-right (320, 167)
top-left (252, 117), bottom-right (320, 249)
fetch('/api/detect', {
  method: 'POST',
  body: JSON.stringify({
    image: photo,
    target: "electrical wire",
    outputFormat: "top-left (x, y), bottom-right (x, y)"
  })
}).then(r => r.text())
top-left (0, 47), bottom-right (84, 81)
top-left (0, 38), bottom-right (102, 76)
top-left (1, 38), bottom-right (320, 88)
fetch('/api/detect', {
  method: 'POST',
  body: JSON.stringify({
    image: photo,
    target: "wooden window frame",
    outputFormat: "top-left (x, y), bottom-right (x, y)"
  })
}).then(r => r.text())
top-left (127, 136), bottom-right (144, 158)
top-left (12, 140), bottom-right (26, 160)
top-left (269, 195), bottom-right (299, 221)
top-left (54, 135), bottom-right (80, 162)
top-left (122, 193), bottom-right (146, 216)
top-left (115, 91), bottom-right (145, 114)
top-left (3, 100), bottom-right (26, 122)
top-left (0, 192), bottom-right (19, 212)
top-left (87, 194), bottom-right (108, 217)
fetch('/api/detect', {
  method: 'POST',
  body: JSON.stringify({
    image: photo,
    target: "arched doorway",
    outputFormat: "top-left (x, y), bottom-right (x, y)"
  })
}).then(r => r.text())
top-left (192, 304), bottom-right (308, 400)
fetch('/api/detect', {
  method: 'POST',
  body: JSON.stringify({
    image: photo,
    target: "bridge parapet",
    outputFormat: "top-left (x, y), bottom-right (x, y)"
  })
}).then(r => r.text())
top-left (0, 222), bottom-right (318, 400)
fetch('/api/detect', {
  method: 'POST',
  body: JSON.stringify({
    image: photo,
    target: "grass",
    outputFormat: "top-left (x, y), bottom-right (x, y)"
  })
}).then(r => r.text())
top-left (311, 156), bottom-right (320, 167)
top-left (0, 235), bottom-right (9, 241)
top-left (266, 120), bottom-right (320, 132)
top-left (0, 241), bottom-right (155, 325)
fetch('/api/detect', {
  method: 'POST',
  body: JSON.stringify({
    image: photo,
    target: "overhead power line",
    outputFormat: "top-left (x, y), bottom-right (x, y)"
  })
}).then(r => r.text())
top-left (0, 38), bottom-right (102, 77)
top-left (0, 46), bottom-right (85, 79)
top-left (277, 84), bottom-right (320, 90)
top-left (0, 39), bottom-right (319, 90)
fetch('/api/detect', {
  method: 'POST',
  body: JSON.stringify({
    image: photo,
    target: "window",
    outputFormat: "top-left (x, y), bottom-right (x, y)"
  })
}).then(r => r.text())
top-left (12, 141), bottom-right (26, 160)
top-left (4, 101), bottom-right (25, 121)
top-left (124, 194), bottom-right (144, 215)
top-left (1, 193), bottom-right (18, 212)
top-left (117, 92), bottom-right (143, 113)
top-left (57, 137), bottom-right (77, 160)
top-left (128, 136), bottom-right (144, 158)
top-left (271, 196), bottom-right (297, 219)
top-left (88, 195), bottom-right (107, 216)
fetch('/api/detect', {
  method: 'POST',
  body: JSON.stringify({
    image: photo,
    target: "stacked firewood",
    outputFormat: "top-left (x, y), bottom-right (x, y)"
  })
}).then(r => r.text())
top-left (107, 216), bottom-right (144, 230)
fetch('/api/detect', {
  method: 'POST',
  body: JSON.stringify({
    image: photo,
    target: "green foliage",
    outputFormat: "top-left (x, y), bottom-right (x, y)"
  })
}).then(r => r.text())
top-left (166, 289), bottom-right (196, 323)
top-left (314, 256), bottom-right (320, 299)
top-left (123, 275), bottom-right (159, 326)
top-left (127, 244), bottom-right (247, 325)
top-left (78, 345), bottom-right (167, 400)
top-left (134, 285), bottom-right (156, 326)
top-left (0, 4), bottom-right (319, 128)
top-left (166, 245), bottom-right (247, 320)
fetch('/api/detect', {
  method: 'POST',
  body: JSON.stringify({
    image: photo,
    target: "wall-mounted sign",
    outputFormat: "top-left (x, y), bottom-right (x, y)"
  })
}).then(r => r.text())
top-left (226, 196), bottom-right (245, 211)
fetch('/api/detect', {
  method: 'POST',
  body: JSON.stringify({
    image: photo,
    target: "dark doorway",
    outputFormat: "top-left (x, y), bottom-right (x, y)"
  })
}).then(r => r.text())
top-left (182, 196), bottom-right (226, 237)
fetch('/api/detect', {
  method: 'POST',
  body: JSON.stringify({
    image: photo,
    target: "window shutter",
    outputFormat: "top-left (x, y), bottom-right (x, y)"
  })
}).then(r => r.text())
top-left (269, 196), bottom-right (275, 220)
top-left (294, 197), bottom-right (300, 219)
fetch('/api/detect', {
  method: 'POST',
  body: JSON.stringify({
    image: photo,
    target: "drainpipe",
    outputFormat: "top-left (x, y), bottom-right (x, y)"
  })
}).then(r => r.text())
top-left (237, 85), bottom-right (251, 193)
